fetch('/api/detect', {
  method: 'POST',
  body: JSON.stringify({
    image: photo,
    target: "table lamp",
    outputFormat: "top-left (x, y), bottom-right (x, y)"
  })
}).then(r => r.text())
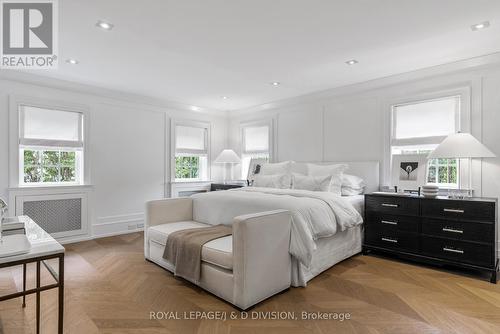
top-left (427, 132), bottom-right (496, 197)
top-left (214, 149), bottom-right (241, 184)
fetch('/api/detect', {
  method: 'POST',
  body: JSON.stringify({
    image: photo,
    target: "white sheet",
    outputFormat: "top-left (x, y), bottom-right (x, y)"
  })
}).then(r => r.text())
top-left (345, 195), bottom-right (365, 217)
top-left (191, 187), bottom-right (363, 267)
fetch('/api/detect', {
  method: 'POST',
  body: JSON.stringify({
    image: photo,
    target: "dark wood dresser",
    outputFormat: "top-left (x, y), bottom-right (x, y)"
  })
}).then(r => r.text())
top-left (363, 194), bottom-right (498, 283)
top-left (210, 183), bottom-right (244, 191)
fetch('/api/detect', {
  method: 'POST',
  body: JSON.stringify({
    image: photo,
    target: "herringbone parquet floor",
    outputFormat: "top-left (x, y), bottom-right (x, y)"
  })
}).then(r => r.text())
top-left (1, 232), bottom-right (500, 334)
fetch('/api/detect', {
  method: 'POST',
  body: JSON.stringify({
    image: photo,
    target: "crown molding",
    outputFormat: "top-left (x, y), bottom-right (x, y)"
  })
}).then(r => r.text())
top-left (3, 51), bottom-right (500, 120)
top-left (230, 52), bottom-right (500, 117)
top-left (0, 71), bottom-right (229, 118)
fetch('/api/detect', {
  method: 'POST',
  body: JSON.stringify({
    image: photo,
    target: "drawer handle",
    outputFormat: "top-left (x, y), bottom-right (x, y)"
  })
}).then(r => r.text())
top-left (381, 237), bottom-right (398, 243)
top-left (443, 208), bottom-right (464, 214)
top-left (381, 220), bottom-right (398, 225)
top-left (442, 227), bottom-right (463, 234)
top-left (443, 247), bottom-right (464, 254)
top-left (381, 203), bottom-right (399, 208)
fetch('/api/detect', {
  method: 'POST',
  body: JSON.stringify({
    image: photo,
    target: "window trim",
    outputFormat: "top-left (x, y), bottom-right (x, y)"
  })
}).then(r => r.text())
top-left (239, 118), bottom-right (274, 180)
top-left (8, 95), bottom-right (90, 188)
top-left (383, 86), bottom-right (471, 189)
top-left (240, 118), bottom-right (274, 157)
top-left (170, 119), bottom-right (211, 182)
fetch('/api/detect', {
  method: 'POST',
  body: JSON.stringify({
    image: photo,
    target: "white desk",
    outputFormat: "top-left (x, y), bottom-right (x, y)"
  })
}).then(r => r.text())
top-left (0, 216), bottom-right (65, 334)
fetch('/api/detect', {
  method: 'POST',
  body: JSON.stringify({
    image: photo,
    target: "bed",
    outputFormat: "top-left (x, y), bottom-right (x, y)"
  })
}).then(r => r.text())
top-left (145, 161), bottom-right (379, 308)
top-left (191, 161), bottom-right (379, 286)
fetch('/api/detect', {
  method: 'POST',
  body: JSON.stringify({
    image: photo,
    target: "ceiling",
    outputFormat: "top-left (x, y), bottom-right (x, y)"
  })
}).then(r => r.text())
top-left (28, 0), bottom-right (500, 111)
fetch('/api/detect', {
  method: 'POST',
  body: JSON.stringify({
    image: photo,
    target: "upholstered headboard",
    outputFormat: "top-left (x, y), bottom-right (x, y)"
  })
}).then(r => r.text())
top-left (290, 161), bottom-right (380, 194)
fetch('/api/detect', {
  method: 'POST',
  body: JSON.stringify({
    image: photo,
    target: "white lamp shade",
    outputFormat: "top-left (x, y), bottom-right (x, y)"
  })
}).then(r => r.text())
top-left (428, 133), bottom-right (496, 159)
top-left (214, 149), bottom-right (241, 164)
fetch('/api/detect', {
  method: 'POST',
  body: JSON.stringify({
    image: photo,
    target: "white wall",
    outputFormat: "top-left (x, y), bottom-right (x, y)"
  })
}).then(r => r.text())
top-left (2, 55), bottom-right (500, 249)
top-left (228, 58), bottom-right (500, 254)
top-left (0, 77), bottom-right (228, 240)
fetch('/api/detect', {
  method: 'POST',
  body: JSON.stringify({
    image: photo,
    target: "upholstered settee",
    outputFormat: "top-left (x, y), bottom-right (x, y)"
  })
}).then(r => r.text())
top-left (144, 197), bottom-right (292, 310)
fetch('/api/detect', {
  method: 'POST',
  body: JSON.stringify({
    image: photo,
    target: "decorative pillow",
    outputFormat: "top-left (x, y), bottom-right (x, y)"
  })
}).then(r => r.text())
top-left (341, 186), bottom-right (365, 196)
top-left (292, 174), bottom-right (332, 192)
top-left (260, 161), bottom-right (292, 175)
top-left (342, 174), bottom-right (366, 189)
top-left (306, 163), bottom-right (348, 195)
top-left (253, 174), bottom-right (292, 189)
top-left (341, 174), bottom-right (366, 195)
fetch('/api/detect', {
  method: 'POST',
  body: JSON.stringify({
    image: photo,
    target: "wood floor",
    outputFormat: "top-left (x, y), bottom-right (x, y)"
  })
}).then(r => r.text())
top-left (1, 232), bottom-right (500, 334)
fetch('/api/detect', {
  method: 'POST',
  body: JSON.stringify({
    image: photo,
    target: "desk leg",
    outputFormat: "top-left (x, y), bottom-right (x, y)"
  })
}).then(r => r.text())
top-left (22, 263), bottom-right (26, 308)
top-left (58, 254), bottom-right (64, 334)
top-left (36, 261), bottom-right (40, 334)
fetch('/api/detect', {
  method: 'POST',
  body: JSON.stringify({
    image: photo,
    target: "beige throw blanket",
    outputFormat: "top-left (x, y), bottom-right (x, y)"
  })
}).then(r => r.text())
top-left (163, 225), bottom-right (232, 283)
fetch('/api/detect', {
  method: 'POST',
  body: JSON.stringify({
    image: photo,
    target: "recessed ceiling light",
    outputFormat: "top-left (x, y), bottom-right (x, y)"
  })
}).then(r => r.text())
top-left (191, 106), bottom-right (201, 112)
top-left (471, 21), bottom-right (490, 31)
top-left (221, 96), bottom-right (228, 100)
top-left (96, 20), bottom-right (114, 30)
top-left (345, 59), bottom-right (358, 65)
top-left (271, 82), bottom-right (280, 86)
top-left (66, 58), bottom-right (79, 65)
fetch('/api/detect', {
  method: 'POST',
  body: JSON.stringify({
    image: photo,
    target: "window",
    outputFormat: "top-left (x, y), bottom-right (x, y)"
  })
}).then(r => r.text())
top-left (391, 96), bottom-right (460, 188)
top-left (173, 123), bottom-right (209, 181)
top-left (241, 122), bottom-right (271, 179)
top-left (19, 105), bottom-right (84, 185)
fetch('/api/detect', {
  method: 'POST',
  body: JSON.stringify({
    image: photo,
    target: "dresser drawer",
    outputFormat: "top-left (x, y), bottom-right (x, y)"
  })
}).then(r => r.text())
top-left (365, 230), bottom-right (418, 252)
top-left (366, 196), bottom-right (419, 216)
top-left (421, 199), bottom-right (495, 222)
top-left (421, 237), bottom-right (493, 268)
top-left (422, 219), bottom-right (494, 244)
top-left (366, 213), bottom-right (419, 233)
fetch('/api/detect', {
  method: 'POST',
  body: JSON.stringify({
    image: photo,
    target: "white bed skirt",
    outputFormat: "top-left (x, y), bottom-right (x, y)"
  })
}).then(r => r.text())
top-left (292, 225), bottom-right (363, 287)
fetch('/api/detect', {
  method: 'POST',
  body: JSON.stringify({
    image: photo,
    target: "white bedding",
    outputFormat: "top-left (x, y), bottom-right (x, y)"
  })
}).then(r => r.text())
top-left (345, 195), bottom-right (365, 217)
top-left (292, 225), bottom-right (362, 287)
top-left (191, 187), bottom-right (363, 267)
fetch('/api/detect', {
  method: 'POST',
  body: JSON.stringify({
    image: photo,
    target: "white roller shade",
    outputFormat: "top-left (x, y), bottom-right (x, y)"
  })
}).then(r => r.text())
top-left (20, 105), bottom-right (83, 149)
top-left (393, 97), bottom-right (458, 143)
top-left (175, 125), bottom-right (207, 154)
top-left (243, 126), bottom-right (269, 153)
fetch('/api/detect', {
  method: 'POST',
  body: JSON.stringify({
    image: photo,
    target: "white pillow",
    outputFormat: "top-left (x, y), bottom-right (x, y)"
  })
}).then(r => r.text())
top-left (253, 174), bottom-right (291, 189)
top-left (292, 174), bottom-right (332, 191)
top-left (341, 187), bottom-right (365, 196)
top-left (341, 174), bottom-right (366, 196)
top-left (342, 174), bottom-right (366, 189)
top-left (306, 163), bottom-right (348, 195)
top-left (260, 161), bottom-right (292, 175)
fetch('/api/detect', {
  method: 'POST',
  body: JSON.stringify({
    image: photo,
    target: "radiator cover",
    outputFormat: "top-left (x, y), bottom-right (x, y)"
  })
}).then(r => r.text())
top-left (23, 198), bottom-right (82, 234)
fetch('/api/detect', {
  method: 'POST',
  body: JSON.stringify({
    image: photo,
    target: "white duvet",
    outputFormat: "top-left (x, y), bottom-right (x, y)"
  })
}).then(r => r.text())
top-left (191, 187), bottom-right (363, 267)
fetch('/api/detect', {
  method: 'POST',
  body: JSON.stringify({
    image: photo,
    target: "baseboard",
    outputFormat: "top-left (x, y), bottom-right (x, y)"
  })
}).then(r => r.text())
top-left (92, 228), bottom-right (144, 240)
top-left (58, 234), bottom-right (94, 245)
top-left (55, 227), bottom-right (144, 245)
top-left (93, 212), bottom-right (144, 238)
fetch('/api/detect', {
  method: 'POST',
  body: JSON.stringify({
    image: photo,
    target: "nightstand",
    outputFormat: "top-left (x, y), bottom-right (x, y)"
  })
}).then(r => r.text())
top-left (210, 183), bottom-right (244, 191)
top-left (363, 194), bottom-right (498, 283)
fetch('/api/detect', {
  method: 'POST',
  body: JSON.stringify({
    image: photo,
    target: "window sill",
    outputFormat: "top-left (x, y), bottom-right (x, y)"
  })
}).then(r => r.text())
top-left (9, 184), bottom-right (93, 191)
top-left (170, 180), bottom-right (212, 184)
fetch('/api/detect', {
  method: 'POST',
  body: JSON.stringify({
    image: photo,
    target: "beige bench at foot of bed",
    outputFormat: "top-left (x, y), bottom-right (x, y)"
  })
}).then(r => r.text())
top-left (145, 197), bottom-right (292, 310)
